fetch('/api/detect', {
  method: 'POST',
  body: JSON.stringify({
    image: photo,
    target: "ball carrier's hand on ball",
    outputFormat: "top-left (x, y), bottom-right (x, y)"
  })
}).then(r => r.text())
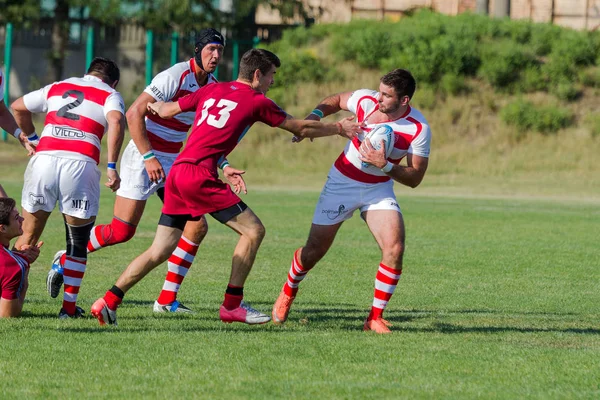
top-left (359, 138), bottom-right (388, 169)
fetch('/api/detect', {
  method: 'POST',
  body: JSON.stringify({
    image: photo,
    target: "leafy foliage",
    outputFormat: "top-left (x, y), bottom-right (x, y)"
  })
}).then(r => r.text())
top-left (500, 99), bottom-right (574, 133)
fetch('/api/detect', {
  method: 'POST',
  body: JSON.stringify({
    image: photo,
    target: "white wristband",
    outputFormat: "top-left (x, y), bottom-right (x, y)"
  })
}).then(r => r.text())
top-left (381, 162), bottom-right (393, 173)
top-left (12, 128), bottom-right (22, 139)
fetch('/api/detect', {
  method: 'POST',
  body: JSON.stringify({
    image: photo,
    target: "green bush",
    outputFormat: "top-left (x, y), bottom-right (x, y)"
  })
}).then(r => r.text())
top-left (439, 73), bottom-right (469, 96)
top-left (272, 50), bottom-right (337, 89)
top-left (550, 81), bottom-right (581, 102)
top-left (529, 23), bottom-right (562, 56)
top-left (578, 67), bottom-right (600, 88)
top-left (517, 65), bottom-right (546, 93)
top-left (500, 99), bottom-right (574, 133)
top-left (478, 40), bottom-right (535, 89)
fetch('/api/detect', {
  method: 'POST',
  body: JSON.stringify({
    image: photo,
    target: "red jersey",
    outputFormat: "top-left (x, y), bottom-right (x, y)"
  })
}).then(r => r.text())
top-left (0, 245), bottom-right (29, 300)
top-left (175, 82), bottom-right (287, 169)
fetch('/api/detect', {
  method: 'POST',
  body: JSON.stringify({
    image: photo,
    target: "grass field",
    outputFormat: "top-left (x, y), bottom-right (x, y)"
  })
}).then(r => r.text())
top-left (0, 146), bottom-right (599, 398)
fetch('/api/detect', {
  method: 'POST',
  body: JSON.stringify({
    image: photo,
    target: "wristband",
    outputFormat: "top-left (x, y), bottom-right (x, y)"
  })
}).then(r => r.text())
top-left (381, 161), bottom-right (393, 173)
top-left (107, 162), bottom-right (117, 170)
top-left (310, 108), bottom-right (324, 119)
top-left (142, 150), bottom-right (156, 161)
top-left (219, 161), bottom-right (230, 170)
top-left (27, 132), bottom-right (40, 142)
top-left (12, 128), bottom-right (22, 139)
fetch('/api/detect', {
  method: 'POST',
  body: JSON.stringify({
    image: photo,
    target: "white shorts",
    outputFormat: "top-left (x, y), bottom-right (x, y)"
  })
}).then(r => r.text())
top-left (21, 154), bottom-right (101, 219)
top-left (116, 140), bottom-right (177, 201)
top-left (312, 167), bottom-right (401, 226)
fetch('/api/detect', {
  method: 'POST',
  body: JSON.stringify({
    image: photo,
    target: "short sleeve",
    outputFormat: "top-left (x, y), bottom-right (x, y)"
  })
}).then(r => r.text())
top-left (254, 95), bottom-right (287, 127)
top-left (144, 69), bottom-right (179, 102)
top-left (178, 89), bottom-right (204, 113)
top-left (23, 83), bottom-right (53, 113)
top-left (0, 70), bottom-right (4, 102)
top-left (408, 122), bottom-right (431, 158)
top-left (103, 92), bottom-right (125, 118)
top-left (1, 264), bottom-right (24, 300)
top-left (346, 89), bottom-right (379, 118)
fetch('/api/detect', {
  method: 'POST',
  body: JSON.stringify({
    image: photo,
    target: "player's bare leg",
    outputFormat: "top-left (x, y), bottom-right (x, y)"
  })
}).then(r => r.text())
top-left (14, 209), bottom-right (51, 248)
top-left (273, 222), bottom-right (342, 325)
top-left (91, 220), bottom-right (204, 326)
top-left (47, 195), bottom-right (144, 298)
top-left (219, 207), bottom-right (270, 324)
top-left (362, 209), bottom-right (405, 334)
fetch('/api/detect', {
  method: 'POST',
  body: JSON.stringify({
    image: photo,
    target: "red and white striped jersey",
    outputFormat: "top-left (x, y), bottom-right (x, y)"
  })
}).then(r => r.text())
top-left (143, 58), bottom-right (218, 154)
top-left (0, 69), bottom-right (4, 102)
top-left (332, 89), bottom-right (431, 184)
top-left (23, 75), bottom-right (124, 164)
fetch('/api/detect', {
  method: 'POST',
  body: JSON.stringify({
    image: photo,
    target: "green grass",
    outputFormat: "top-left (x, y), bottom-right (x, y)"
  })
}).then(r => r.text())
top-left (0, 153), bottom-right (599, 398)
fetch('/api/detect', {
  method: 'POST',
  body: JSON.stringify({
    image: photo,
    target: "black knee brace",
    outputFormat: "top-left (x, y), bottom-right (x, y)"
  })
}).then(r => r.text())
top-left (64, 221), bottom-right (94, 258)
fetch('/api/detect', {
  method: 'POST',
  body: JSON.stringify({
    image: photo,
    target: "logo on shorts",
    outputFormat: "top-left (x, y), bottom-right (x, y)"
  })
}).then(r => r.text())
top-left (28, 193), bottom-right (46, 206)
top-left (53, 126), bottom-right (85, 139)
top-left (390, 201), bottom-right (399, 208)
top-left (71, 199), bottom-right (90, 211)
top-left (323, 204), bottom-right (347, 220)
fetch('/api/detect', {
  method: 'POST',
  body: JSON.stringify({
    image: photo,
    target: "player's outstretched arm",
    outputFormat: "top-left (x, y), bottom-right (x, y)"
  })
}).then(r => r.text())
top-left (105, 110), bottom-right (126, 192)
top-left (279, 115), bottom-right (361, 140)
top-left (305, 91), bottom-right (354, 120)
top-left (147, 101), bottom-right (182, 119)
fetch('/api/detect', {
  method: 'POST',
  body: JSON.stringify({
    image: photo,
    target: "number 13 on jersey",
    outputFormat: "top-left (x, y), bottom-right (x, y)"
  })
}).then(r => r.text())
top-left (197, 98), bottom-right (238, 128)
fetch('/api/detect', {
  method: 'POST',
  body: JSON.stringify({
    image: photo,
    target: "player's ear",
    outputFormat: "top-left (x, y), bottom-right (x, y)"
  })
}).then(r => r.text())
top-left (253, 69), bottom-right (262, 83)
top-left (400, 95), bottom-right (410, 106)
top-left (111, 80), bottom-right (119, 89)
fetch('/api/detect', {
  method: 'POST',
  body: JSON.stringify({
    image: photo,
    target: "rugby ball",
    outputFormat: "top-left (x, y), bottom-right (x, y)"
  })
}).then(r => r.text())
top-left (361, 124), bottom-right (394, 167)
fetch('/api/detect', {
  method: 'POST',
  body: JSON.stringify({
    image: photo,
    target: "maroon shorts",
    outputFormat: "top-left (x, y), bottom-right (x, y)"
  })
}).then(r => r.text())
top-left (162, 162), bottom-right (241, 218)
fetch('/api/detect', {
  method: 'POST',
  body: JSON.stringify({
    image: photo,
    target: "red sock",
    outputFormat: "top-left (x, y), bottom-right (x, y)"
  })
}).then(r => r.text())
top-left (283, 248), bottom-right (311, 297)
top-left (87, 218), bottom-right (136, 253)
top-left (223, 284), bottom-right (243, 310)
top-left (104, 290), bottom-right (123, 310)
top-left (368, 263), bottom-right (402, 320)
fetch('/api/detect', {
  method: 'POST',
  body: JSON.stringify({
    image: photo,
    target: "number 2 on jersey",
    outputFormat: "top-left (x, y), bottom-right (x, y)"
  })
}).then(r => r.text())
top-left (197, 98), bottom-right (238, 128)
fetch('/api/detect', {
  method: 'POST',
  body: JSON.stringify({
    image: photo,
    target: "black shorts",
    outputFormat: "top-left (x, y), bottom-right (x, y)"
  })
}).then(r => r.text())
top-left (158, 201), bottom-right (248, 230)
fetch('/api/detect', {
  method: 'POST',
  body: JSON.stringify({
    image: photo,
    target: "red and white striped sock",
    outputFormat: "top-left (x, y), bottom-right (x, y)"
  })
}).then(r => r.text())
top-left (283, 248), bottom-right (311, 297)
top-left (62, 255), bottom-right (87, 315)
top-left (368, 263), bottom-right (402, 321)
top-left (156, 236), bottom-right (199, 305)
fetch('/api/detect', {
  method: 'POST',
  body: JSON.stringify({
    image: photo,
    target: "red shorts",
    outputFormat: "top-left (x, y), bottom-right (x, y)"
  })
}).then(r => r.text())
top-left (162, 162), bottom-right (241, 217)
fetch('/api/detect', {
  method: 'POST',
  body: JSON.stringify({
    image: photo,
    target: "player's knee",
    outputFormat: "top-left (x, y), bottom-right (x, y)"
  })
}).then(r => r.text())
top-left (246, 222), bottom-right (266, 245)
top-left (184, 218), bottom-right (209, 243)
top-left (382, 242), bottom-right (404, 266)
top-left (109, 217), bottom-right (137, 244)
top-left (65, 221), bottom-right (94, 258)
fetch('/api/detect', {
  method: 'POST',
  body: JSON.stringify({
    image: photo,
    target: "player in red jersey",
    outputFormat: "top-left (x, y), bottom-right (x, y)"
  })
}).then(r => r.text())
top-left (11, 57), bottom-right (126, 319)
top-left (272, 69), bottom-right (432, 333)
top-left (91, 48), bottom-right (361, 326)
top-left (46, 29), bottom-right (237, 314)
top-left (0, 198), bottom-right (42, 318)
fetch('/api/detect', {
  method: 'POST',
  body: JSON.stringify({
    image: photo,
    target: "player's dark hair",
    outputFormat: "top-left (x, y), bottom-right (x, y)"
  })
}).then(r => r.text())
top-left (87, 57), bottom-right (120, 85)
top-left (238, 49), bottom-right (281, 81)
top-left (0, 198), bottom-right (16, 226)
top-left (380, 69), bottom-right (416, 100)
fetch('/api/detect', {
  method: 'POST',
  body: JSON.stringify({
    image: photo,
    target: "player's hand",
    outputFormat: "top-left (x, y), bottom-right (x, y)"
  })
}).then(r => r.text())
top-left (144, 157), bottom-right (165, 184)
top-left (338, 116), bottom-right (362, 140)
top-left (16, 241), bottom-right (44, 263)
top-left (294, 113), bottom-right (322, 143)
top-left (359, 138), bottom-right (387, 169)
top-left (223, 165), bottom-right (247, 194)
top-left (18, 133), bottom-right (37, 156)
top-left (147, 101), bottom-right (164, 116)
top-left (105, 169), bottom-right (121, 192)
